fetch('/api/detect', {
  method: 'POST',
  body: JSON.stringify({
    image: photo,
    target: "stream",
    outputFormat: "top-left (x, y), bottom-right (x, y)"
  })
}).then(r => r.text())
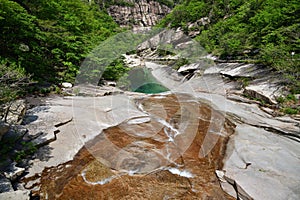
top-left (124, 67), bottom-right (169, 94)
top-left (24, 93), bottom-right (234, 200)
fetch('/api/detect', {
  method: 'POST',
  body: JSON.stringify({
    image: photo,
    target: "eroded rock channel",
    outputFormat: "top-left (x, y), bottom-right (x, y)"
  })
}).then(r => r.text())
top-left (24, 93), bottom-right (235, 199)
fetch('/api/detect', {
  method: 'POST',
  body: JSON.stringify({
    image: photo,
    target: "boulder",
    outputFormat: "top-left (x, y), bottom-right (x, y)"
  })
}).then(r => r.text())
top-left (178, 60), bottom-right (212, 75)
top-left (244, 77), bottom-right (283, 105)
top-left (105, 81), bottom-right (116, 87)
top-left (4, 162), bottom-right (26, 181)
top-left (61, 82), bottom-right (72, 88)
top-left (0, 190), bottom-right (30, 200)
top-left (178, 63), bottom-right (201, 74)
top-left (0, 175), bottom-right (13, 193)
top-left (2, 100), bottom-right (26, 124)
top-left (0, 121), bottom-right (9, 141)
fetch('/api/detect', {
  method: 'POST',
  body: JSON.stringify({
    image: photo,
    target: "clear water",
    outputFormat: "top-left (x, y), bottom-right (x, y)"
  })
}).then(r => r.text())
top-left (128, 67), bottom-right (169, 94)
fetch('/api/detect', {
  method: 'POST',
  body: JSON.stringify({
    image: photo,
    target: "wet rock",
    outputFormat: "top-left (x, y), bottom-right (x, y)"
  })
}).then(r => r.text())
top-left (16, 56), bottom-right (299, 199)
top-left (0, 175), bottom-right (13, 193)
top-left (0, 190), bottom-right (30, 200)
top-left (4, 162), bottom-right (25, 181)
top-left (24, 94), bottom-right (235, 199)
top-left (22, 94), bottom-right (148, 180)
top-left (147, 61), bottom-right (300, 199)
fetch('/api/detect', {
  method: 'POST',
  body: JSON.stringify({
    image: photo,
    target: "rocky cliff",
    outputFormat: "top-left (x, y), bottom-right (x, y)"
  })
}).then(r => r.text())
top-left (107, 0), bottom-right (171, 27)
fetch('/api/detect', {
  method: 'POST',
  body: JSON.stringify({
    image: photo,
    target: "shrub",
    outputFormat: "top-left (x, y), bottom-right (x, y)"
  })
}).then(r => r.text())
top-left (0, 59), bottom-right (31, 104)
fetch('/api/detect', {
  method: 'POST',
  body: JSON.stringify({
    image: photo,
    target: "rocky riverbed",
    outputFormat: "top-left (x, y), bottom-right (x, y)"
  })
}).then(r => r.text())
top-left (23, 93), bottom-right (235, 199)
top-left (0, 29), bottom-right (299, 200)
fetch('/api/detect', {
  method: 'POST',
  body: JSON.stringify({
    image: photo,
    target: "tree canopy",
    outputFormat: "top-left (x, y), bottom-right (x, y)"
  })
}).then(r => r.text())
top-left (0, 0), bottom-right (299, 102)
top-left (0, 0), bottom-right (118, 84)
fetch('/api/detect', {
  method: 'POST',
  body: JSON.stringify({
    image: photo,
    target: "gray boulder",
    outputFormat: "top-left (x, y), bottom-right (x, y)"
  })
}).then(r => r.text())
top-left (4, 162), bottom-right (25, 181)
top-left (0, 190), bottom-right (30, 200)
top-left (1, 100), bottom-right (26, 124)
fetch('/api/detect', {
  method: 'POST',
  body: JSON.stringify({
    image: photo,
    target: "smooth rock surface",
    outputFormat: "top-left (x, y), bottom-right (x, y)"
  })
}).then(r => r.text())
top-left (0, 190), bottom-right (30, 200)
top-left (245, 78), bottom-right (283, 104)
top-left (148, 61), bottom-right (300, 199)
top-left (214, 62), bottom-right (283, 104)
top-left (222, 124), bottom-right (300, 200)
top-left (16, 52), bottom-right (299, 199)
top-left (218, 63), bottom-right (263, 78)
top-left (26, 94), bottom-right (235, 200)
top-left (23, 94), bottom-right (148, 180)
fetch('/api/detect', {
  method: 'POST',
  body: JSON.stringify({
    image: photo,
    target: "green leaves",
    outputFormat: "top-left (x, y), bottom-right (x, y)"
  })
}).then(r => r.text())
top-left (0, 0), bottom-right (118, 84)
top-left (159, 1), bottom-right (207, 27)
top-left (102, 59), bottom-right (130, 81)
top-left (159, 0), bottom-right (300, 92)
top-left (0, 59), bottom-right (31, 104)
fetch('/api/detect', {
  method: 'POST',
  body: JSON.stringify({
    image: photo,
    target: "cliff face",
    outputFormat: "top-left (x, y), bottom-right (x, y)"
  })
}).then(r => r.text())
top-left (107, 0), bottom-right (171, 27)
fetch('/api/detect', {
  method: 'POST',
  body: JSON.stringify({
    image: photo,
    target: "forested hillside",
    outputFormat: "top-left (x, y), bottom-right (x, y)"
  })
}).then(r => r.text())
top-left (0, 0), bottom-right (181, 103)
top-left (159, 0), bottom-right (300, 93)
top-left (0, 0), bottom-right (119, 103)
top-left (0, 0), bottom-right (299, 105)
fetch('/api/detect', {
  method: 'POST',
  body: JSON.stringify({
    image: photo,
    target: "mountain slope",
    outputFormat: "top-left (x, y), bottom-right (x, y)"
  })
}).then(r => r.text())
top-left (159, 0), bottom-right (300, 93)
top-left (0, 0), bottom-right (118, 83)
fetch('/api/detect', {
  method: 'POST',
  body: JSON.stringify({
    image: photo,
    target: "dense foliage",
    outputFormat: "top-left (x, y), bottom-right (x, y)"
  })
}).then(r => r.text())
top-left (159, 0), bottom-right (300, 93)
top-left (1, 0), bottom-right (299, 105)
top-left (0, 61), bottom-right (30, 104)
top-left (0, 0), bottom-right (118, 85)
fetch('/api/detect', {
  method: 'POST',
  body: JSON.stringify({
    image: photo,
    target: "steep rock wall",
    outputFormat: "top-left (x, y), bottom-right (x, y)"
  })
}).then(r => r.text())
top-left (107, 0), bottom-right (171, 27)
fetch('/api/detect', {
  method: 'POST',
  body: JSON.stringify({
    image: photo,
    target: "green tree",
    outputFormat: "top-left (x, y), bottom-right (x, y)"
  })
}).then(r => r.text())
top-left (0, 0), bottom-right (119, 85)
